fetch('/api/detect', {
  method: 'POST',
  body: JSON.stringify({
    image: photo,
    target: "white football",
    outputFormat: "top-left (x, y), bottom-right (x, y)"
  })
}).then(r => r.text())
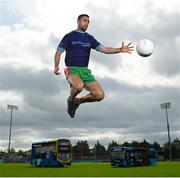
top-left (136, 39), bottom-right (154, 57)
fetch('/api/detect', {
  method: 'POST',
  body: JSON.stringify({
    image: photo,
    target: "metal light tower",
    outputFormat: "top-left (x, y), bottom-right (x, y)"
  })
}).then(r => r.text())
top-left (7, 104), bottom-right (18, 153)
top-left (160, 102), bottom-right (172, 161)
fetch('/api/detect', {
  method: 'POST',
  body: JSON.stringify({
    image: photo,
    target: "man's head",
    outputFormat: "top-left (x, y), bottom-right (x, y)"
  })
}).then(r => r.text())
top-left (77, 14), bottom-right (89, 32)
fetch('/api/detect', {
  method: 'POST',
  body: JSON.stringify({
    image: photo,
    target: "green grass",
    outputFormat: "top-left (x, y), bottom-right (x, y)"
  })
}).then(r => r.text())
top-left (0, 162), bottom-right (180, 177)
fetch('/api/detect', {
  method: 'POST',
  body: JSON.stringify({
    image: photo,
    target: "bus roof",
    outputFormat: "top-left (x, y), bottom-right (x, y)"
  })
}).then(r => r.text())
top-left (32, 139), bottom-right (70, 145)
top-left (111, 146), bottom-right (155, 151)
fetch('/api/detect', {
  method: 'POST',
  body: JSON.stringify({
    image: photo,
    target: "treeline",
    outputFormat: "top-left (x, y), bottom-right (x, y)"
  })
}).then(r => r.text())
top-left (1, 138), bottom-right (180, 161)
top-left (71, 138), bottom-right (180, 160)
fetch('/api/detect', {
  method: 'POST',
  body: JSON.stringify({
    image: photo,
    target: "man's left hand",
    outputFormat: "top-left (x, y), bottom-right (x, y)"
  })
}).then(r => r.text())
top-left (120, 42), bottom-right (134, 54)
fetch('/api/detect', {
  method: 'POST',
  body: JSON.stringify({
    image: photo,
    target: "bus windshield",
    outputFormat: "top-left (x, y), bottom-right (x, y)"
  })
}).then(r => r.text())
top-left (58, 152), bottom-right (71, 160)
top-left (111, 150), bottom-right (125, 160)
top-left (57, 139), bottom-right (71, 161)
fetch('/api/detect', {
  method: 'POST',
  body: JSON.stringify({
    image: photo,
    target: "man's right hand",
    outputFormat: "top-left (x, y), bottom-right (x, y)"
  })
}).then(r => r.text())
top-left (54, 67), bottom-right (61, 75)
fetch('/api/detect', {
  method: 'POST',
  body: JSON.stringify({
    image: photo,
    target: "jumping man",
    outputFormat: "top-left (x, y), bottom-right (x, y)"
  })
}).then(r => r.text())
top-left (54, 14), bottom-right (134, 118)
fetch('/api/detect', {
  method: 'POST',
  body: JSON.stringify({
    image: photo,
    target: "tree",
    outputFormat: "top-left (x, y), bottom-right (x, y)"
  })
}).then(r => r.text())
top-left (152, 141), bottom-right (161, 151)
top-left (131, 140), bottom-right (140, 147)
top-left (107, 140), bottom-right (120, 153)
top-left (139, 139), bottom-right (152, 148)
top-left (72, 140), bottom-right (91, 160)
top-left (93, 140), bottom-right (107, 160)
top-left (122, 141), bottom-right (131, 147)
top-left (10, 148), bottom-right (15, 153)
top-left (163, 138), bottom-right (180, 160)
top-left (17, 150), bottom-right (27, 157)
top-left (171, 138), bottom-right (180, 159)
top-left (174, 138), bottom-right (180, 143)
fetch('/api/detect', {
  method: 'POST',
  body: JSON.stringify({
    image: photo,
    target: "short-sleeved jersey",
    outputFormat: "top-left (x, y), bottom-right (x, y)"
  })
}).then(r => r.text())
top-left (57, 30), bottom-right (103, 67)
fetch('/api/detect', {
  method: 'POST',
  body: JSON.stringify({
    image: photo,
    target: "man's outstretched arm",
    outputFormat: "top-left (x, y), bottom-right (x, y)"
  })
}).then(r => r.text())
top-left (99, 42), bottom-right (134, 54)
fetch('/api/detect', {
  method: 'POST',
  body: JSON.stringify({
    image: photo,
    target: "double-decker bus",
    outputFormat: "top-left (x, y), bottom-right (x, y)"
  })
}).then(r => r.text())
top-left (110, 146), bottom-right (157, 167)
top-left (31, 139), bottom-right (72, 167)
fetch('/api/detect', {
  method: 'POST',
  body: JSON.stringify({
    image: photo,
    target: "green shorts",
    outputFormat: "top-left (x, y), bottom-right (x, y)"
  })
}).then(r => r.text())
top-left (69, 66), bottom-right (96, 85)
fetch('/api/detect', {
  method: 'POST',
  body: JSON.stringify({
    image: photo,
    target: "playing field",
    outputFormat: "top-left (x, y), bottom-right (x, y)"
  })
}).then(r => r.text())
top-left (0, 162), bottom-right (180, 177)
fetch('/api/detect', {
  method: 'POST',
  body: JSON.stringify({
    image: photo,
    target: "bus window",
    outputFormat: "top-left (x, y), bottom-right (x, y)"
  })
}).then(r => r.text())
top-left (111, 151), bottom-right (125, 160)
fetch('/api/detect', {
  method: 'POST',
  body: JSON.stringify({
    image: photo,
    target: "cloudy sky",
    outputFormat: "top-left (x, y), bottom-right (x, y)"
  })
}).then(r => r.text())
top-left (0, 0), bottom-right (180, 151)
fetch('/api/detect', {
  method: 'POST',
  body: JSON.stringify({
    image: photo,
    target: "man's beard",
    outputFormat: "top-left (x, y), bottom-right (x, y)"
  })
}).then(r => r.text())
top-left (80, 26), bottom-right (87, 31)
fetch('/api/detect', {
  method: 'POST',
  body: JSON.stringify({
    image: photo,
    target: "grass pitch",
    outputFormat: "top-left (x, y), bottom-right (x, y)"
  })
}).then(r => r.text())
top-left (0, 162), bottom-right (180, 177)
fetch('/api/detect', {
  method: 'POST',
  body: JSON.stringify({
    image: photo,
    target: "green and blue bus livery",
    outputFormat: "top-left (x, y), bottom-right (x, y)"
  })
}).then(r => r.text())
top-left (110, 146), bottom-right (157, 167)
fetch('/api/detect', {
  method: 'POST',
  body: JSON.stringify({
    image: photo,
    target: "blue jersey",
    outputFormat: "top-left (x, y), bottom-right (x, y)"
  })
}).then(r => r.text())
top-left (57, 30), bottom-right (103, 67)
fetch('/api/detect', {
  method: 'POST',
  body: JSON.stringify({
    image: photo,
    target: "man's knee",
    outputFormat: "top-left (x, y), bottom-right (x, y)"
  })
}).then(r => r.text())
top-left (95, 90), bottom-right (105, 101)
top-left (72, 83), bottom-right (84, 93)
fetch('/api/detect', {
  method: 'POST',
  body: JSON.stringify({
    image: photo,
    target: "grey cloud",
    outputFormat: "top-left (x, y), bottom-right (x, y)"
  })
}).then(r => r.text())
top-left (0, 65), bottom-right (69, 115)
top-left (0, 65), bottom-right (62, 95)
top-left (151, 43), bottom-right (180, 77)
top-left (85, 1), bottom-right (180, 77)
top-left (1, 68), bottom-right (180, 149)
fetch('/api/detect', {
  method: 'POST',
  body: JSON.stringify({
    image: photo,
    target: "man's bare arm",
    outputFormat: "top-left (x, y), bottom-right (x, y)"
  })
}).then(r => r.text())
top-left (54, 50), bottom-right (63, 75)
top-left (99, 42), bottom-right (134, 54)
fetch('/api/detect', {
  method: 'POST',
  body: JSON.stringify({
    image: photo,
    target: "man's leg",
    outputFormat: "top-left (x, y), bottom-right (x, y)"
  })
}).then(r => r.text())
top-left (67, 74), bottom-right (84, 118)
top-left (80, 81), bottom-right (105, 103)
top-left (68, 74), bottom-right (84, 101)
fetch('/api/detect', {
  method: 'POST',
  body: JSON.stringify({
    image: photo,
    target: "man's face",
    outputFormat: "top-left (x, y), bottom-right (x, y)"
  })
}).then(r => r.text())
top-left (77, 16), bottom-right (90, 31)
